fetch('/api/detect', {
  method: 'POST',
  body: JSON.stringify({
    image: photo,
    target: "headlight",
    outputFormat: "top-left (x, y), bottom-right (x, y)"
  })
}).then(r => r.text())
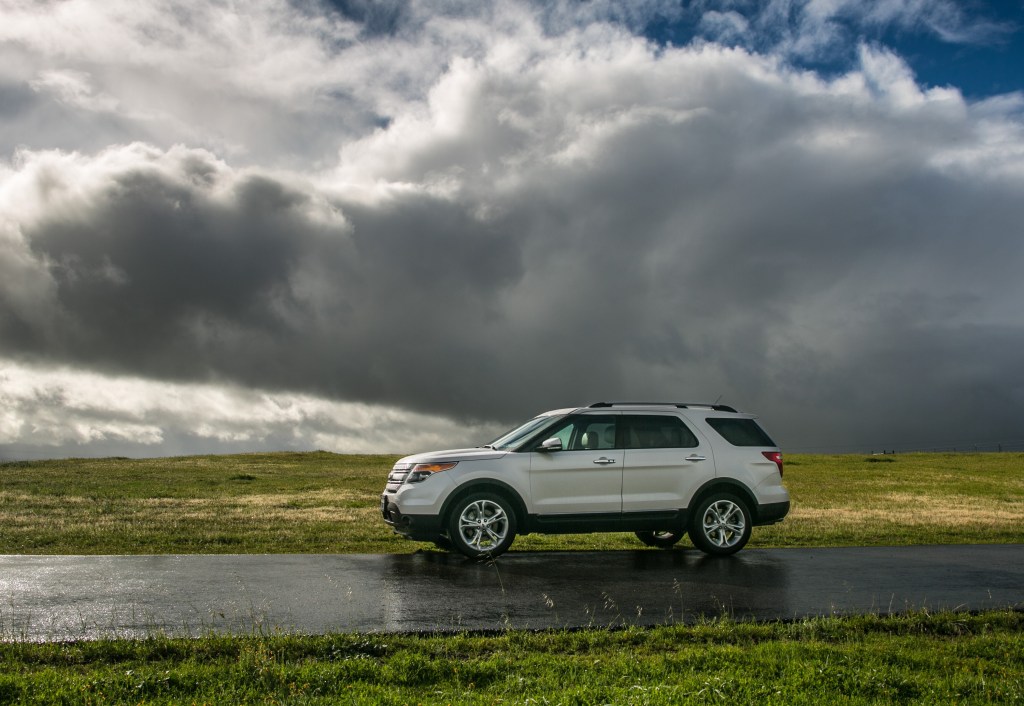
top-left (407, 461), bottom-right (458, 483)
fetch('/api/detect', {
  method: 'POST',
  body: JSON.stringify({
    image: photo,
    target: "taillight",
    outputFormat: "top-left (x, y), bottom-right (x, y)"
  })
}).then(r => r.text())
top-left (762, 451), bottom-right (783, 477)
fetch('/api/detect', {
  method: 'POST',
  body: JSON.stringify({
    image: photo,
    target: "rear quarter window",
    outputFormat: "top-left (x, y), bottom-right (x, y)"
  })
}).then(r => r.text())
top-left (706, 418), bottom-right (776, 447)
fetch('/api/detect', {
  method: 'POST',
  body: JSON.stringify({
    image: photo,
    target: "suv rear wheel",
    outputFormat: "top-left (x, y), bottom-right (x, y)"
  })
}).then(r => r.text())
top-left (689, 493), bottom-right (751, 556)
top-left (634, 530), bottom-right (685, 549)
top-left (447, 492), bottom-right (518, 560)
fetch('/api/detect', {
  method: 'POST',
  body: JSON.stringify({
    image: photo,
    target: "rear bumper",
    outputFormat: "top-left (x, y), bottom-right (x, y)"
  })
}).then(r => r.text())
top-left (754, 500), bottom-right (790, 526)
top-left (381, 494), bottom-right (443, 541)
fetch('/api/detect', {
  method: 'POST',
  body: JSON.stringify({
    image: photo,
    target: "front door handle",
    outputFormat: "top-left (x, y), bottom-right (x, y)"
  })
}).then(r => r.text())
top-left (593, 457), bottom-right (617, 465)
top-left (685, 454), bottom-right (707, 462)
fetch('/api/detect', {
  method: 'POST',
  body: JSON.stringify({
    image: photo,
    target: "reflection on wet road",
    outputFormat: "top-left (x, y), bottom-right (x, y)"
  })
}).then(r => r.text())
top-left (2, 545), bottom-right (1022, 641)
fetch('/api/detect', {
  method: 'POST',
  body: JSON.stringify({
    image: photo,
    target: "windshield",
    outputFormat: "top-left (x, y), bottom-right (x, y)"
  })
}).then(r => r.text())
top-left (486, 414), bottom-right (564, 451)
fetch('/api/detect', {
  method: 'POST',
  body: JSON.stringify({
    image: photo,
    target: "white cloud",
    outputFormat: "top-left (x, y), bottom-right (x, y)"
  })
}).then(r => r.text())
top-left (703, 0), bottom-right (1014, 62)
top-left (1, 0), bottom-right (384, 164)
top-left (28, 70), bottom-right (121, 113)
top-left (0, 359), bottom-right (501, 458)
top-left (0, 0), bottom-right (1022, 456)
top-left (700, 11), bottom-right (752, 44)
top-left (857, 0), bottom-right (1009, 44)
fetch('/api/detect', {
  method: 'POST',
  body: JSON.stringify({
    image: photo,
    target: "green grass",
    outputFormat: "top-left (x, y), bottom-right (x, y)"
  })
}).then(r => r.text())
top-left (1, 452), bottom-right (1022, 554)
top-left (2, 453), bottom-right (1022, 704)
top-left (0, 610), bottom-right (1021, 704)
top-left (752, 452), bottom-right (1024, 548)
top-left (0, 452), bottom-right (397, 554)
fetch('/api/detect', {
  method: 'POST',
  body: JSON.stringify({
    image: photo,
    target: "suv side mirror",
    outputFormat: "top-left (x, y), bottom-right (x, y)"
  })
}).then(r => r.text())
top-left (538, 437), bottom-right (563, 452)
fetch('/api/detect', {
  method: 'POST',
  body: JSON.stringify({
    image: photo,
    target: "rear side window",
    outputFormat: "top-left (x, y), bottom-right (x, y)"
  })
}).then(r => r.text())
top-left (706, 418), bottom-right (776, 447)
top-left (624, 415), bottom-right (699, 449)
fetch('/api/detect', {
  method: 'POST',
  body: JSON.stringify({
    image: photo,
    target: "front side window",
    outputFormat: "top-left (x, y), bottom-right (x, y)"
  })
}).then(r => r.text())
top-left (623, 415), bottom-right (699, 449)
top-left (537, 415), bottom-right (618, 451)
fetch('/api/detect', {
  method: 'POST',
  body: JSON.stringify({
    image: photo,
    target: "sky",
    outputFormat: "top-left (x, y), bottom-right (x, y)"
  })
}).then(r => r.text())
top-left (1, 0), bottom-right (1023, 460)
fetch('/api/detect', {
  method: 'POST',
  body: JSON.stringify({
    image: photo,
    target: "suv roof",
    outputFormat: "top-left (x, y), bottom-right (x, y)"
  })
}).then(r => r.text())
top-left (585, 401), bottom-right (740, 413)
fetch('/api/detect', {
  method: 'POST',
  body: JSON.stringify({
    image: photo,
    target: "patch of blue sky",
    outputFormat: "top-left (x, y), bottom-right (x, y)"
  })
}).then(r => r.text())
top-left (639, 1), bottom-right (1023, 99)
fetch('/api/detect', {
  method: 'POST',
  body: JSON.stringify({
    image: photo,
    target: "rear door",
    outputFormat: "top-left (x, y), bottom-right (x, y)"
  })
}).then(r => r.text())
top-left (620, 414), bottom-right (715, 513)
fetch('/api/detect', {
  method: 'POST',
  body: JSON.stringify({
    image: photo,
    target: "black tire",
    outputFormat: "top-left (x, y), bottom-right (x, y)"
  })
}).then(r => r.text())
top-left (634, 530), bottom-right (685, 549)
top-left (446, 492), bottom-right (517, 560)
top-left (688, 493), bottom-right (751, 556)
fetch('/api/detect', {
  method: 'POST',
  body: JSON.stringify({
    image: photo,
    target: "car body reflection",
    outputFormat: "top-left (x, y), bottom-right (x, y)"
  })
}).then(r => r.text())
top-left (381, 549), bottom-right (792, 632)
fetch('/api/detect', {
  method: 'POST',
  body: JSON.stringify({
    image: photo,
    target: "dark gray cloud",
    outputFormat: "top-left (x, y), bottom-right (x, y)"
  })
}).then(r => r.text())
top-left (1, 1), bottom-right (1023, 456)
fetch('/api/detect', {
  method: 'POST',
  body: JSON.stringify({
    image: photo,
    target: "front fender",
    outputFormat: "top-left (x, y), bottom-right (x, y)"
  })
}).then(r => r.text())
top-left (439, 479), bottom-right (530, 533)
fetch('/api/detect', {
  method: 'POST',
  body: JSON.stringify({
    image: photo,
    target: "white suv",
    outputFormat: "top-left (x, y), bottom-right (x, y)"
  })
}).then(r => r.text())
top-left (381, 402), bottom-right (789, 560)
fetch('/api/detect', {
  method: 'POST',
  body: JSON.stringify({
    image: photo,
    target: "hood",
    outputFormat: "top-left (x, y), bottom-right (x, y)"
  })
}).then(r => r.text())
top-left (396, 447), bottom-right (508, 465)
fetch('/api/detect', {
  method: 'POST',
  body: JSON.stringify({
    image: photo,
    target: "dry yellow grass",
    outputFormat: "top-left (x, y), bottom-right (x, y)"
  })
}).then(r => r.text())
top-left (793, 492), bottom-right (1023, 527)
top-left (752, 453), bottom-right (1024, 548)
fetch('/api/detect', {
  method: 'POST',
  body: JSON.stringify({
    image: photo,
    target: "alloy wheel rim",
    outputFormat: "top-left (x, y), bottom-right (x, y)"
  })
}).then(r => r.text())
top-left (458, 500), bottom-right (508, 551)
top-left (701, 500), bottom-right (745, 548)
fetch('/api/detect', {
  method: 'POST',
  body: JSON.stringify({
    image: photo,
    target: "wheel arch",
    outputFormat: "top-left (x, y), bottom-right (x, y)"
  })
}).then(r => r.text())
top-left (439, 479), bottom-right (529, 534)
top-left (690, 478), bottom-right (758, 519)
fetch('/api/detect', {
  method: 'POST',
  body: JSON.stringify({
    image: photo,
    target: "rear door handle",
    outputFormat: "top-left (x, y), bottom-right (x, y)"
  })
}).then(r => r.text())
top-left (593, 457), bottom-right (617, 465)
top-left (685, 454), bottom-right (707, 462)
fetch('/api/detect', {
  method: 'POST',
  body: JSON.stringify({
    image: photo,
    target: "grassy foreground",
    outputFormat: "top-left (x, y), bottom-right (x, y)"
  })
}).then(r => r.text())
top-left (1, 452), bottom-right (1022, 554)
top-left (1, 611), bottom-right (1021, 704)
top-left (2, 453), bottom-right (1022, 704)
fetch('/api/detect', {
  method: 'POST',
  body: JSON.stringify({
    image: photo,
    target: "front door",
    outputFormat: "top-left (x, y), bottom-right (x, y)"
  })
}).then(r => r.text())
top-left (529, 414), bottom-right (623, 516)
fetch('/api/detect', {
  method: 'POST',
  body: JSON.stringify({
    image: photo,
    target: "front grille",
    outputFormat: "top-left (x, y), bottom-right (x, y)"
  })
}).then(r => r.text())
top-left (385, 462), bottom-right (413, 492)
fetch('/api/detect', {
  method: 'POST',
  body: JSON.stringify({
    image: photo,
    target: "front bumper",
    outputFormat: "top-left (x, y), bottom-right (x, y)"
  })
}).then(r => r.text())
top-left (381, 494), bottom-right (444, 541)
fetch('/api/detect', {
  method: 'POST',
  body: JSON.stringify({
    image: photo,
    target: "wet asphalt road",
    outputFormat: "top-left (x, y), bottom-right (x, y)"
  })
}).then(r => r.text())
top-left (2, 545), bottom-right (1022, 641)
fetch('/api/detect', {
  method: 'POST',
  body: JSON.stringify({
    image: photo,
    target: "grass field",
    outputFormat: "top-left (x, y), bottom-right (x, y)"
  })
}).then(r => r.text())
top-left (1, 452), bottom-right (1022, 704)
top-left (1, 611), bottom-right (1021, 704)
top-left (1, 452), bottom-right (1022, 554)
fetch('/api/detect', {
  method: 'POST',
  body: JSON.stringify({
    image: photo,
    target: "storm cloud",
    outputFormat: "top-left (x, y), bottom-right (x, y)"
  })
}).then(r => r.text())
top-left (1, 0), bottom-right (1023, 456)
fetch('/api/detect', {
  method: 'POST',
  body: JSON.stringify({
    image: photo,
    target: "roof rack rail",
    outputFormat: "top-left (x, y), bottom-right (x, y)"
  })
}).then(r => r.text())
top-left (588, 401), bottom-right (739, 413)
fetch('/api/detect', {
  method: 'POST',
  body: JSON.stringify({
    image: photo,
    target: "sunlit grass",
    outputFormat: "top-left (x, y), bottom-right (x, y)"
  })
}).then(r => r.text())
top-left (0, 453), bottom-right (399, 554)
top-left (2, 454), bottom-right (1022, 704)
top-left (1, 452), bottom-right (1022, 554)
top-left (0, 610), bottom-right (1021, 704)
top-left (752, 453), bottom-right (1024, 548)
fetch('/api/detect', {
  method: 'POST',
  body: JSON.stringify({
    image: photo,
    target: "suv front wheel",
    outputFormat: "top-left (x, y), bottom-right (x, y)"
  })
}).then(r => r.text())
top-left (689, 493), bottom-right (751, 556)
top-left (447, 492), bottom-right (518, 560)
